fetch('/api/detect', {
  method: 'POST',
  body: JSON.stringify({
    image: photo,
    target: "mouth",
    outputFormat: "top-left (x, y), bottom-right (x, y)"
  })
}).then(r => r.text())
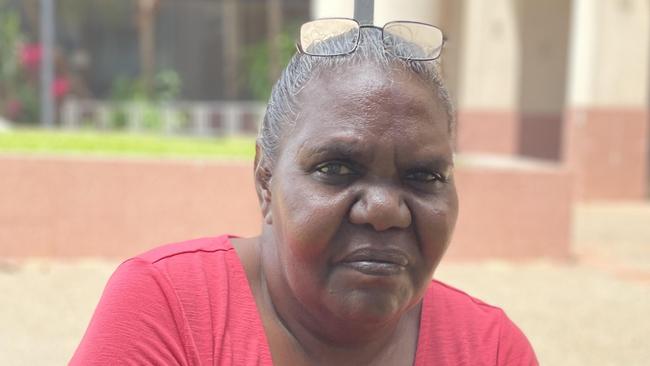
top-left (339, 249), bottom-right (409, 276)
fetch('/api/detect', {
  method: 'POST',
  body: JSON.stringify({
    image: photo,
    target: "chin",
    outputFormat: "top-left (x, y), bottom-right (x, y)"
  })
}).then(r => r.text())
top-left (323, 266), bottom-right (426, 321)
top-left (328, 286), bottom-right (415, 325)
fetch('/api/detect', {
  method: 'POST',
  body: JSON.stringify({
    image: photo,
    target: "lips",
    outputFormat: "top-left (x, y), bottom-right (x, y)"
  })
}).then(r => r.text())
top-left (339, 248), bottom-right (409, 276)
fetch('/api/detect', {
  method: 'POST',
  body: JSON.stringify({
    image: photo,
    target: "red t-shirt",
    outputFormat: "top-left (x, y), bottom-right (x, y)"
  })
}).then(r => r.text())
top-left (70, 235), bottom-right (538, 365)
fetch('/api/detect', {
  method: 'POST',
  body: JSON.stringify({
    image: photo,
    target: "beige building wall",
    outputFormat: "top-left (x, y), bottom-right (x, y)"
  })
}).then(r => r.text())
top-left (514, 0), bottom-right (572, 160)
top-left (458, 0), bottom-right (519, 110)
top-left (458, 0), bottom-right (570, 111)
top-left (564, 0), bottom-right (649, 200)
top-left (455, 0), bottom-right (521, 155)
top-left (310, 0), bottom-right (463, 104)
top-left (568, 0), bottom-right (650, 107)
top-left (311, 0), bottom-right (650, 109)
top-left (310, 0), bottom-right (649, 199)
top-left (515, 0), bottom-right (571, 115)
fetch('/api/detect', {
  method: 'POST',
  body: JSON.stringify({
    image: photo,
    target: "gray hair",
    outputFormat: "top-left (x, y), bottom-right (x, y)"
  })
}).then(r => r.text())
top-left (257, 28), bottom-right (455, 165)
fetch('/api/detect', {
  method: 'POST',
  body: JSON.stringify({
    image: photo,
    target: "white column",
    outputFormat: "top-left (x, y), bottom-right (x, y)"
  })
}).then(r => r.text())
top-left (311, 0), bottom-right (353, 19)
top-left (458, 0), bottom-right (519, 110)
top-left (374, 0), bottom-right (439, 25)
top-left (566, 0), bottom-right (596, 109)
top-left (567, 0), bottom-right (650, 108)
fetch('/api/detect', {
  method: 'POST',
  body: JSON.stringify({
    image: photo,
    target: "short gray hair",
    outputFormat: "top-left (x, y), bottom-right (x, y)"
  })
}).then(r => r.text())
top-left (257, 28), bottom-right (455, 165)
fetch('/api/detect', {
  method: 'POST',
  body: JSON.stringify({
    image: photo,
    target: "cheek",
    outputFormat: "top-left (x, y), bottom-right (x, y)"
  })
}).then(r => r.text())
top-left (411, 188), bottom-right (458, 265)
top-left (272, 177), bottom-right (352, 262)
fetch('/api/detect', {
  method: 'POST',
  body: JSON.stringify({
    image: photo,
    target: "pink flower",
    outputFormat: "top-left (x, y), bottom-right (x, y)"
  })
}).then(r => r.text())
top-left (53, 77), bottom-right (70, 99)
top-left (20, 43), bottom-right (42, 72)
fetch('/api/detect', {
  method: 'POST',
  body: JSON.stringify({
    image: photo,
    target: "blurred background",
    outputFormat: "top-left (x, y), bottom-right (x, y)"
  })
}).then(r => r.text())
top-left (0, 0), bottom-right (648, 365)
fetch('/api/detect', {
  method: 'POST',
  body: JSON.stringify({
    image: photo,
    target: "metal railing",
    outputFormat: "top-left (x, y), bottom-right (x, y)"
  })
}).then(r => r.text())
top-left (61, 98), bottom-right (266, 136)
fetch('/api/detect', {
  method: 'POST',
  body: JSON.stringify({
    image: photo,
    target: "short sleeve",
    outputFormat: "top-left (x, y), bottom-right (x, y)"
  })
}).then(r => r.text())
top-left (497, 311), bottom-right (539, 366)
top-left (70, 258), bottom-right (197, 365)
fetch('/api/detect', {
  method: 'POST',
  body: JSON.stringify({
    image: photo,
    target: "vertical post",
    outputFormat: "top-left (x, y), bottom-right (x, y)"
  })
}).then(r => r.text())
top-left (354, 0), bottom-right (374, 25)
top-left (137, 0), bottom-right (158, 95)
top-left (40, 0), bottom-right (55, 128)
top-left (224, 103), bottom-right (238, 136)
top-left (222, 0), bottom-right (240, 99)
top-left (267, 0), bottom-right (283, 82)
top-left (194, 104), bottom-right (209, 136)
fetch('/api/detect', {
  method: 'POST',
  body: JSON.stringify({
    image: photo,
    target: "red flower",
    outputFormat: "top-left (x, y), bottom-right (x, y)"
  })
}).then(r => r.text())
top-left (20, 43), bottom-right (42, 72)
top-left (53, 77), bottom-right (70, 99)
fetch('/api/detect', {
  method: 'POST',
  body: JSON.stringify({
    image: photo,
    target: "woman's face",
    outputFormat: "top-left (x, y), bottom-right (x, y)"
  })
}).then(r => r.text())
top-left (260, 64), bottom-right (458, 326)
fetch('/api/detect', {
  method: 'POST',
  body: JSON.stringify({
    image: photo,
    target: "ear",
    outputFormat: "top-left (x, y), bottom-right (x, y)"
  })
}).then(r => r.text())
top-left (254, 142), bottom-right (273, 225)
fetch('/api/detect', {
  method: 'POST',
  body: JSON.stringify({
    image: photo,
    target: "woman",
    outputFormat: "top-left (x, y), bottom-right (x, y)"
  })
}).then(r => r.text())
top-left (71, 19), bottom-right (537, 365)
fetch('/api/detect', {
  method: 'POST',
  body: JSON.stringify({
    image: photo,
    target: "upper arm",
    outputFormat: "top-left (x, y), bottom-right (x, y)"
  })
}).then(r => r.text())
top-left (70, 259), bottom-right (195, 365)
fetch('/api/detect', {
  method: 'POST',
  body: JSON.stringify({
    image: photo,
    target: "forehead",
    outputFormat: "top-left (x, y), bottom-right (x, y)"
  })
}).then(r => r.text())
top-left (287, 63), bottom-right (449, 148)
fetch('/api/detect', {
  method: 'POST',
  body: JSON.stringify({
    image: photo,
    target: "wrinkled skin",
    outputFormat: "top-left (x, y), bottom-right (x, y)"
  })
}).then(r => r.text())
top-left (245, 63), bottom-right (458, 365)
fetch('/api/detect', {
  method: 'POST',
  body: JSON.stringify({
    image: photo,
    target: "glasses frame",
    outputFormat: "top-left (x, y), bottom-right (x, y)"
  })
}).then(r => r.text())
top-left (296, 17), bottom-right (446, 61)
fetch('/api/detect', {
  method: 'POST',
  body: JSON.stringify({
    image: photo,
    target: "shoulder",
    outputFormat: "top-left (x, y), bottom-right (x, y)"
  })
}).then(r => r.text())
top-left (71, 235), bottom-right (247, 365)
top-left (426, 279), bottom-right (504, 317)
top-left (136, 234), bottom-right (236, 264)
top-left (132, 235), bottom-right (248, 306)
top-left (88, 235), bottom-right (237, 305)
top-left (417, 280), bottom-right (538, 365)
top-left (90, 235), bottom-right (239, 301)
top-left (422, 280), bottom-right (506, 337)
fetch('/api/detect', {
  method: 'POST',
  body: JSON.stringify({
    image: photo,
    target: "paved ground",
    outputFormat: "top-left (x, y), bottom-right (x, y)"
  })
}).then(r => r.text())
top-left (1, 203), bottom-right (648, 365)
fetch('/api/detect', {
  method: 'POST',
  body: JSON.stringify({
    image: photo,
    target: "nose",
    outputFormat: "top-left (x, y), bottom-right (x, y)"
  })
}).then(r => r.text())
top-left (349, 185), bottom-right (412, 231)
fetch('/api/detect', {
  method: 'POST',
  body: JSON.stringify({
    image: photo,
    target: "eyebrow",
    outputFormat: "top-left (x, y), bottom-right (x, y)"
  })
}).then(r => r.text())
top-left (298, 139), bottom-right (371, 162)
top-left (299, 139), bottom-right (453, 170)
top-left (408, 157), bottom-right (454, 171)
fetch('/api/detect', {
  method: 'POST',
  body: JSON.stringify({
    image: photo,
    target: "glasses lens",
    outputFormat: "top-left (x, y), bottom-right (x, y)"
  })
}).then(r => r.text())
top-left (383, 22), bottom-right (444, 60)
top-left (300, 19), bottom-right (359, 56)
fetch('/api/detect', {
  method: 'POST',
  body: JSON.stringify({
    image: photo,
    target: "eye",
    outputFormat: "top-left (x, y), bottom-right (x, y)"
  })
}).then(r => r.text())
top-left (405, 170), bottom-right (447, 184)
top-left (315, 162), bottom-right (355, 176)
